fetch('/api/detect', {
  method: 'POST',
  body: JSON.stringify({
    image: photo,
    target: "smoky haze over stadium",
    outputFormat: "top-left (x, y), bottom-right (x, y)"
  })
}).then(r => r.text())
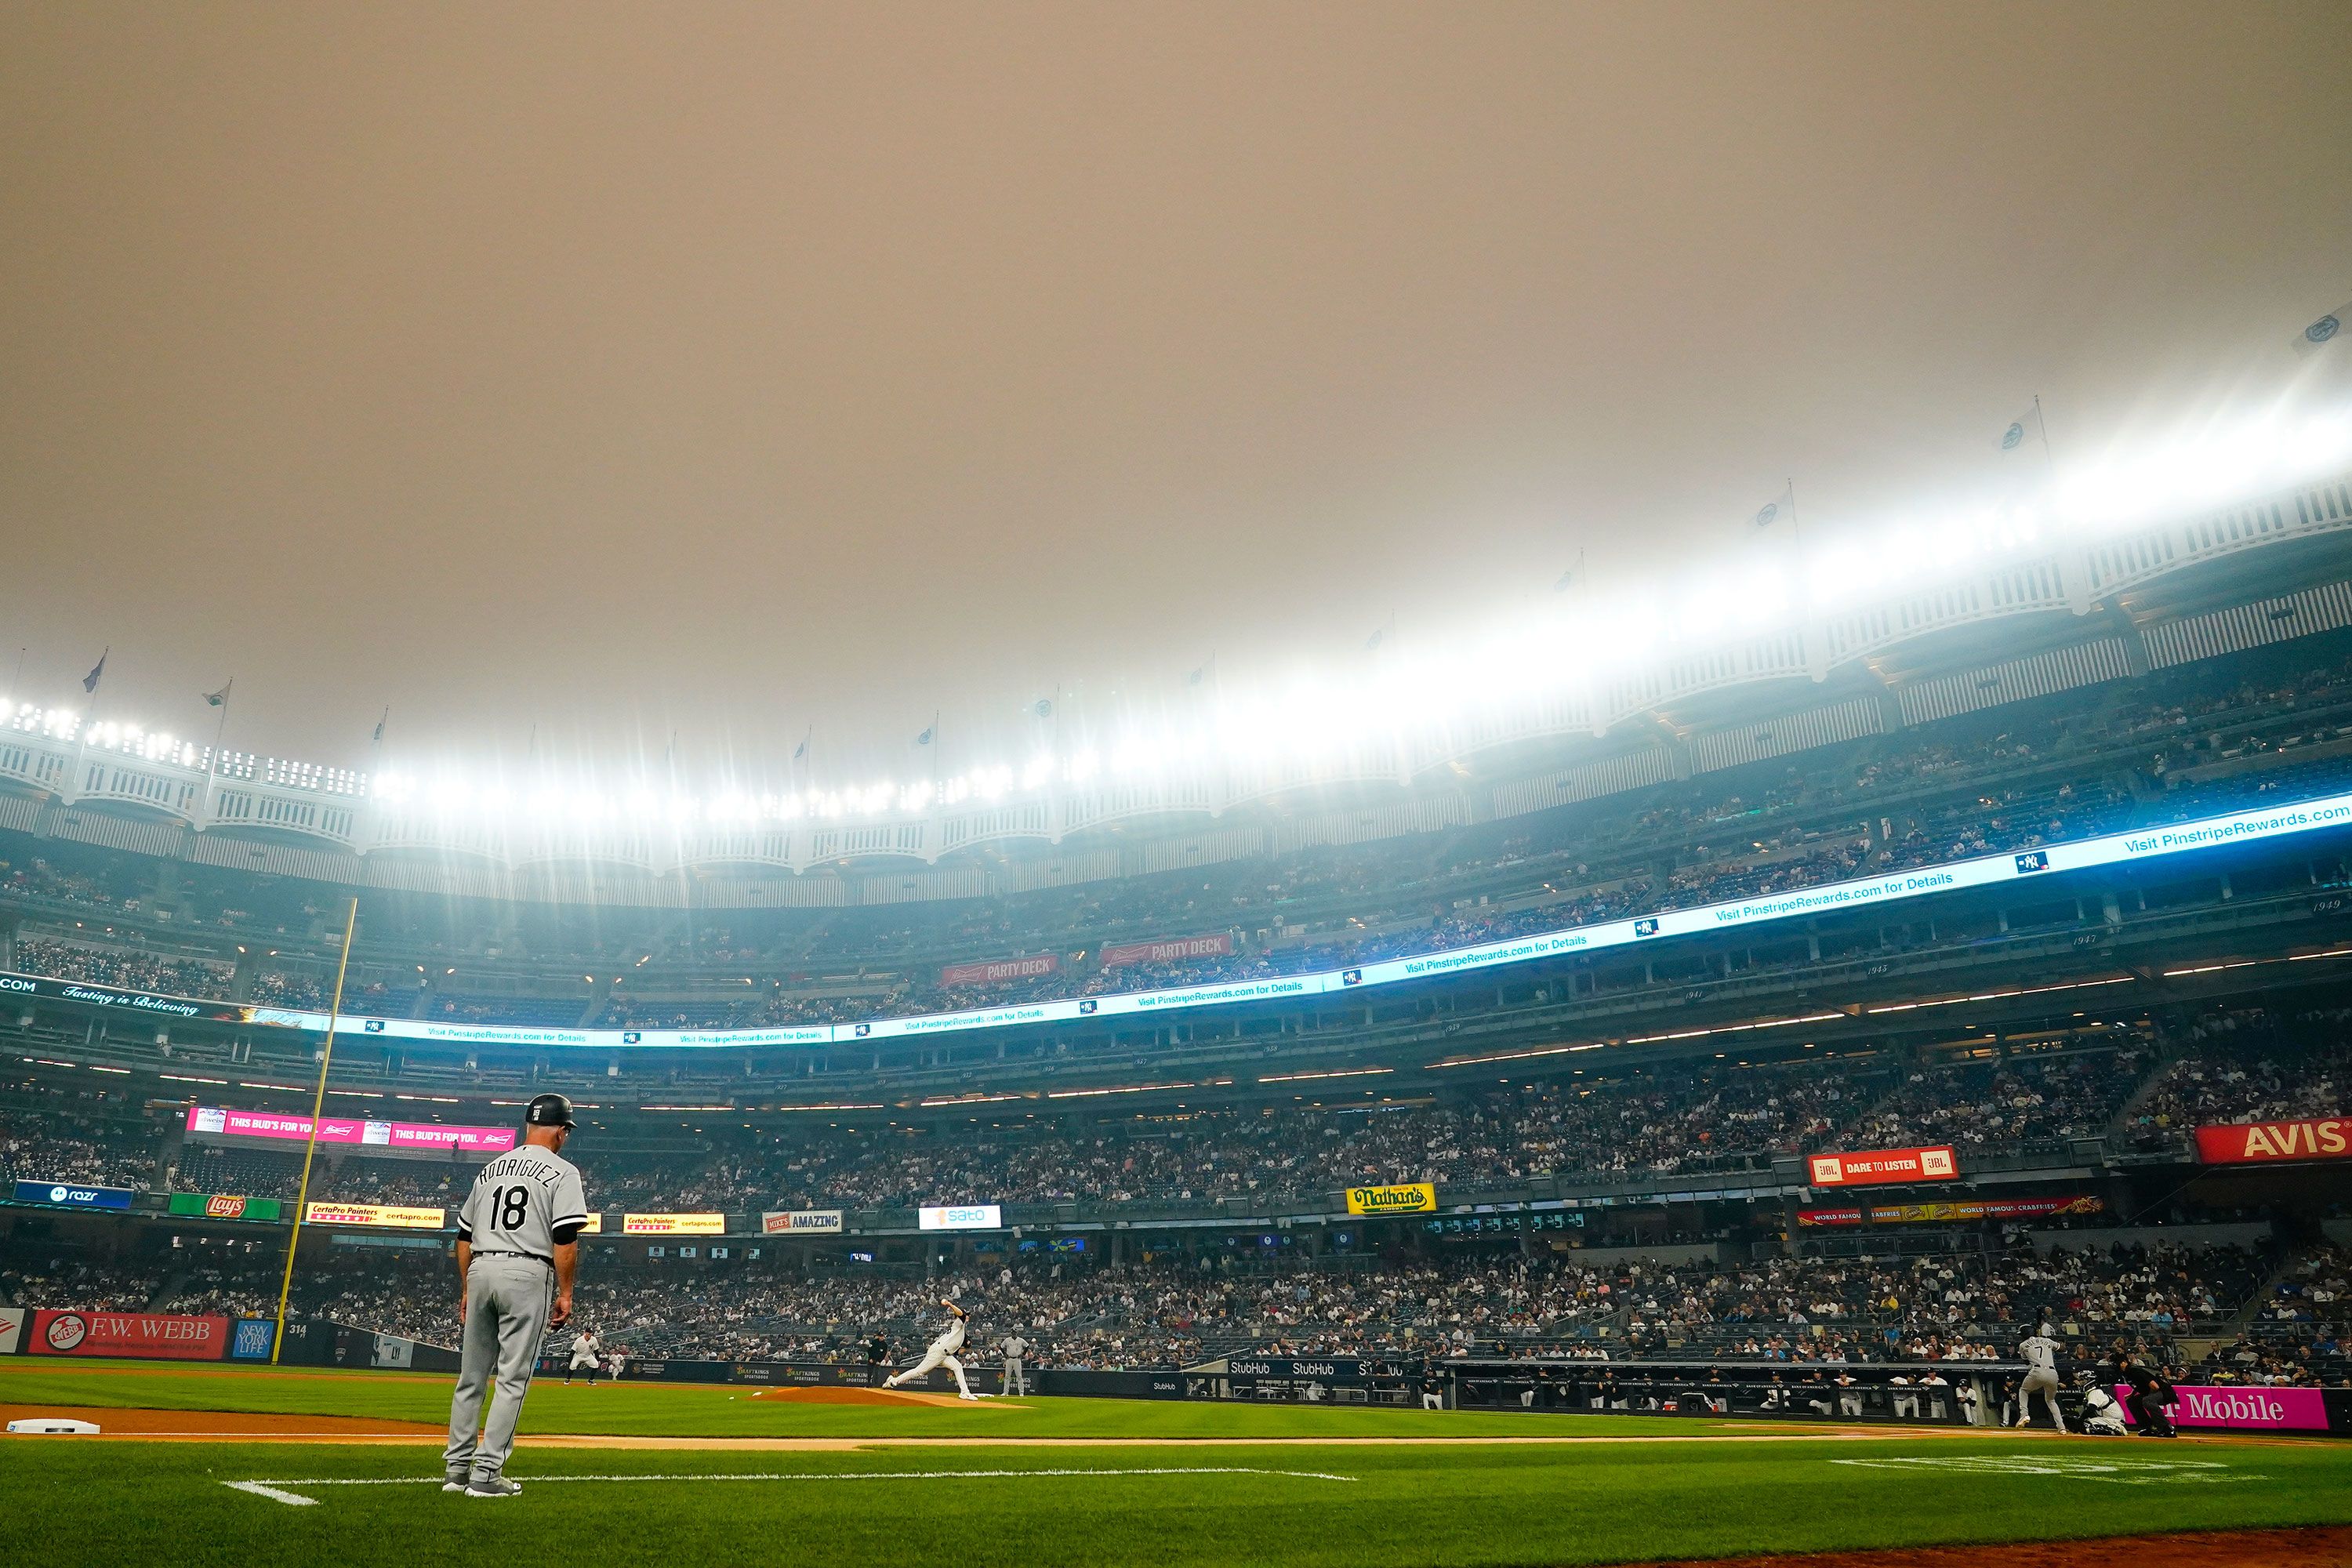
top-left (4, 2), bottom-right (2350, 780)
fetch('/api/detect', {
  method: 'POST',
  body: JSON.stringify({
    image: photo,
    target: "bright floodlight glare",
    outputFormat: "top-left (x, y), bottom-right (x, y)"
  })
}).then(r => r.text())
top-left (33, 400), bottom-right (2352, 831)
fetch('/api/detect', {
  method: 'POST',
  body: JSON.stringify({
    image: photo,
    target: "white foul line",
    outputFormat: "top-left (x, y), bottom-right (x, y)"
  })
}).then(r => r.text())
top-left (224, 1467), bottom-right (1359, 1506)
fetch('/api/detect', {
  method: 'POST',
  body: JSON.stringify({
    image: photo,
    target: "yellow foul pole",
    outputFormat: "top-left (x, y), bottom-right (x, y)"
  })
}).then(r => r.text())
top-left (270, 895), bottom-right (360, 1363)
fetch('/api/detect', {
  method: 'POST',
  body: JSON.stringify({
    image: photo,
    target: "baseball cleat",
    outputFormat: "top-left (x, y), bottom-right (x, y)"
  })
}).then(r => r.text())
top-left (466, 1474), bottom-right (524, 1498)
top-left (442, 1472), bottom-right (470, 1493)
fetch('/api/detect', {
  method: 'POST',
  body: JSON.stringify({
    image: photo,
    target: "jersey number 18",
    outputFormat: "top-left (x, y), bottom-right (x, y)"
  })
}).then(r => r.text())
top-left (493, 1185), bottom-right (530, 1230)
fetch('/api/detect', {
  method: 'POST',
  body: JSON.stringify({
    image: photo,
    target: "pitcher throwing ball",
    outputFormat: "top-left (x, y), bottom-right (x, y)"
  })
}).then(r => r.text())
top-left (443, 1094), bottom-right (591, 1497)
top-left (884, 1299), bottom-right (978, 1399)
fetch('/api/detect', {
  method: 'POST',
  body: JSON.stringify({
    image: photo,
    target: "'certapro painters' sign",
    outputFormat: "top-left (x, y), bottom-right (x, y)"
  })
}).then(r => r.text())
top-left (1346, 1182), bottom-right (1437, 1216)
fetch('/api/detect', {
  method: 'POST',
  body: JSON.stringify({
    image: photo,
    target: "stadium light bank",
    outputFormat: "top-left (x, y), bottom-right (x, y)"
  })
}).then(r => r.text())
top-left (5, 404), bottom-right (2350, 833)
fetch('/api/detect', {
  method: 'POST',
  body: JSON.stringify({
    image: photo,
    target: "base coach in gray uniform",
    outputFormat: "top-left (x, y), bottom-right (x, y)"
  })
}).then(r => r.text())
top-left (444, 1094), bottom-right (590, 1498)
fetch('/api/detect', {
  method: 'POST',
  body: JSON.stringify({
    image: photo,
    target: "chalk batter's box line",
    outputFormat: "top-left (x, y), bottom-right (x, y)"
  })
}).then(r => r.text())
top-left (225, 1466), bottom-right (1360, 1506)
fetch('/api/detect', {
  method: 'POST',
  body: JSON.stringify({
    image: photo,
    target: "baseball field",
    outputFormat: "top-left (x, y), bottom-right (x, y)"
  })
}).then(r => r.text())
top-left (3, 1359), bottom-right (2349, 1568)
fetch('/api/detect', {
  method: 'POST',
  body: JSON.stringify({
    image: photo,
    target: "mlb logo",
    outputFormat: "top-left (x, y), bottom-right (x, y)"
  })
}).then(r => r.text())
top-left (1809, 1154), bottom-right (1844, 1185)
top-left (1635, 917), bottom-right (1660, 938)
top-left (622, 1031), bottom-right (642, 1044)
top-left (854, 1023), bottom-right (872, 1037)
top-left (1340, 969), bottom-right (1362, 986)
top-left (1921, 1148), bottom-right (1955, 1178)
top-left (1076, 1000), bottom-right (1098, 1014)
top-left (2013, 850), bottom-right (2049, 873)
top-left (364, 1019), bottom-right (386, 1033)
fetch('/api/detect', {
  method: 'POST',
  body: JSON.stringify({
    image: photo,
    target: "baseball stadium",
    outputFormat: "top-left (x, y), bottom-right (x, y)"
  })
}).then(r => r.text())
top-left (8, 6), bottom-right (2352, 1566)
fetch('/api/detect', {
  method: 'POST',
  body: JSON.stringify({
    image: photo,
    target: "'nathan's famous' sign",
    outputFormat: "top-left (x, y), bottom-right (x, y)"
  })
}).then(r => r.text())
top-left (2195, 1116), bottom-right (2350, 1165)
top-left (1346, 1182), bottom-right (1438, 1215)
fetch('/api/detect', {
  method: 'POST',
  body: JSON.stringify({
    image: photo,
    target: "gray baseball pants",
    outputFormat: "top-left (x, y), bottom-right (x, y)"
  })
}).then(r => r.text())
top-left (445, 1253), bottom-right (554, 1478)
top-left (1001, 1357), bottom-right (1027, 1396)
top-left (2014, 1367), bottom-right (2063, 1429)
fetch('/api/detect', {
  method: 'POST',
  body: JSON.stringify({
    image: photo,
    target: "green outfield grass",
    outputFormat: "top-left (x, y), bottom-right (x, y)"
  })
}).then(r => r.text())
top-left (2, 1431), bottom-right (2348, 1568)
top-left (3, 1360), bottom-right (2350, 1567)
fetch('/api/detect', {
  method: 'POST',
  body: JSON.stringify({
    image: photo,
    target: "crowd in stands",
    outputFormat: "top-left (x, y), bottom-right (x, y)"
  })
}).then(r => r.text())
top-left (0, 1012), bottom-right (2318, 1217)
top-left (0, 1258), bottom-right (164, 1312)
top-left (2125, 1006), bottom-right (2352, 1147)
top-left (12, 640), bottom-right (2352, 1033)
top-left (2220, 1242), bottom-right (2351, 1387)
top-left (0, 1106), bottom-right (156, 1190)
top-left (1838, 1042), bottom-right (2153, 1152)
top-left (7, 935), bottom-right (234, 999)
top-left (17, 1229), bottom-right (2295, 1381)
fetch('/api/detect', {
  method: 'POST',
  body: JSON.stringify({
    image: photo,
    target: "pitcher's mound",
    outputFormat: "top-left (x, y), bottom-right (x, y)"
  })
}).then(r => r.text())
top-left (749, 1386), bottom-right (1007, 1408)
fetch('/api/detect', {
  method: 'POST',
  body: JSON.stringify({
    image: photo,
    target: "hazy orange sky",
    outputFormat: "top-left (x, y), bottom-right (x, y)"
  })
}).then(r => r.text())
top-left (4, 2), bottom-right (2350, 784)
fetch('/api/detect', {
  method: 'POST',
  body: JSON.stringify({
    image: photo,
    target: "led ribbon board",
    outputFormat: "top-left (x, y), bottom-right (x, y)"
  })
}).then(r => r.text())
top-left (18, 789), bottom-right (2352, 1051)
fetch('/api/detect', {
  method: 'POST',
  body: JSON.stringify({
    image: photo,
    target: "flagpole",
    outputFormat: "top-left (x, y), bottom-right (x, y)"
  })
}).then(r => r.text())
top-left (68, 648), bottom-right (107, 802)
top-left (270, 894), bottom-right (359, 1363)
top-left (202, 687), bottom-right (231, 822)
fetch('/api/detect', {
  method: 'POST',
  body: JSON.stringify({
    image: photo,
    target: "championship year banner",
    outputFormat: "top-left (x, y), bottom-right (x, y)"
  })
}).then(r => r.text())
top-left (2194, 1116), bottom-right (2351, 1166)
top-left (303, 1202), bottom-right (448, 1230)
top-left (1346, 1182), bottom-right (1439, 1216)
top-left (622, 1213), bottom-right (725, 1236)
top-left (71, 785), bottom-right (2352, 1051)
top-left (763, 1209), bottom-right (844, 1234)
top-left (28, 1309), bottom-right (230, 1360)
top-left (1806, 1146), bottom-right (1957, 1188)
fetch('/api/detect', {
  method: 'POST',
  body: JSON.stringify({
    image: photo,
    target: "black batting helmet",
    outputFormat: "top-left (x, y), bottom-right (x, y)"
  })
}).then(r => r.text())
top-left (525, 1093), bottom-right (578, 1130)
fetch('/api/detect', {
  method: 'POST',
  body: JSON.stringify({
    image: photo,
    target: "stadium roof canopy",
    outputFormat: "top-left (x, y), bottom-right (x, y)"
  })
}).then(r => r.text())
top-left (3, 460), bottom-right (2351, 903)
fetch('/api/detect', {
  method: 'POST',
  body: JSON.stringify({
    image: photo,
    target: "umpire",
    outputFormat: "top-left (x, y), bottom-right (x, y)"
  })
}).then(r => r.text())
top-left (2115, 1354), bottom-right (2180, 1438)
top-left (443, 1094), bottom-right (591, 1497)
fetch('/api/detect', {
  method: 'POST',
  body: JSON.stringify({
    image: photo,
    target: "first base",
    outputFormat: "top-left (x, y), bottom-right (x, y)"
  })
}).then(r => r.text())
top-left (7, 1418), bottom-right (101, 1435)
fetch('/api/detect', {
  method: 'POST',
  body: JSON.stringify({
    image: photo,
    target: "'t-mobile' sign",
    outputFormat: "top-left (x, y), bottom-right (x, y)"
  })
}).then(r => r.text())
top-left (187, 1105), bottom-right (516, 1154)
top-left (1806, 1146), bottom-right (1958, 1188)
top-left (2120, 1385), bottom-right (2332, 1432)
top-left (2194, 1116), bottom-right (2351, 1165)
